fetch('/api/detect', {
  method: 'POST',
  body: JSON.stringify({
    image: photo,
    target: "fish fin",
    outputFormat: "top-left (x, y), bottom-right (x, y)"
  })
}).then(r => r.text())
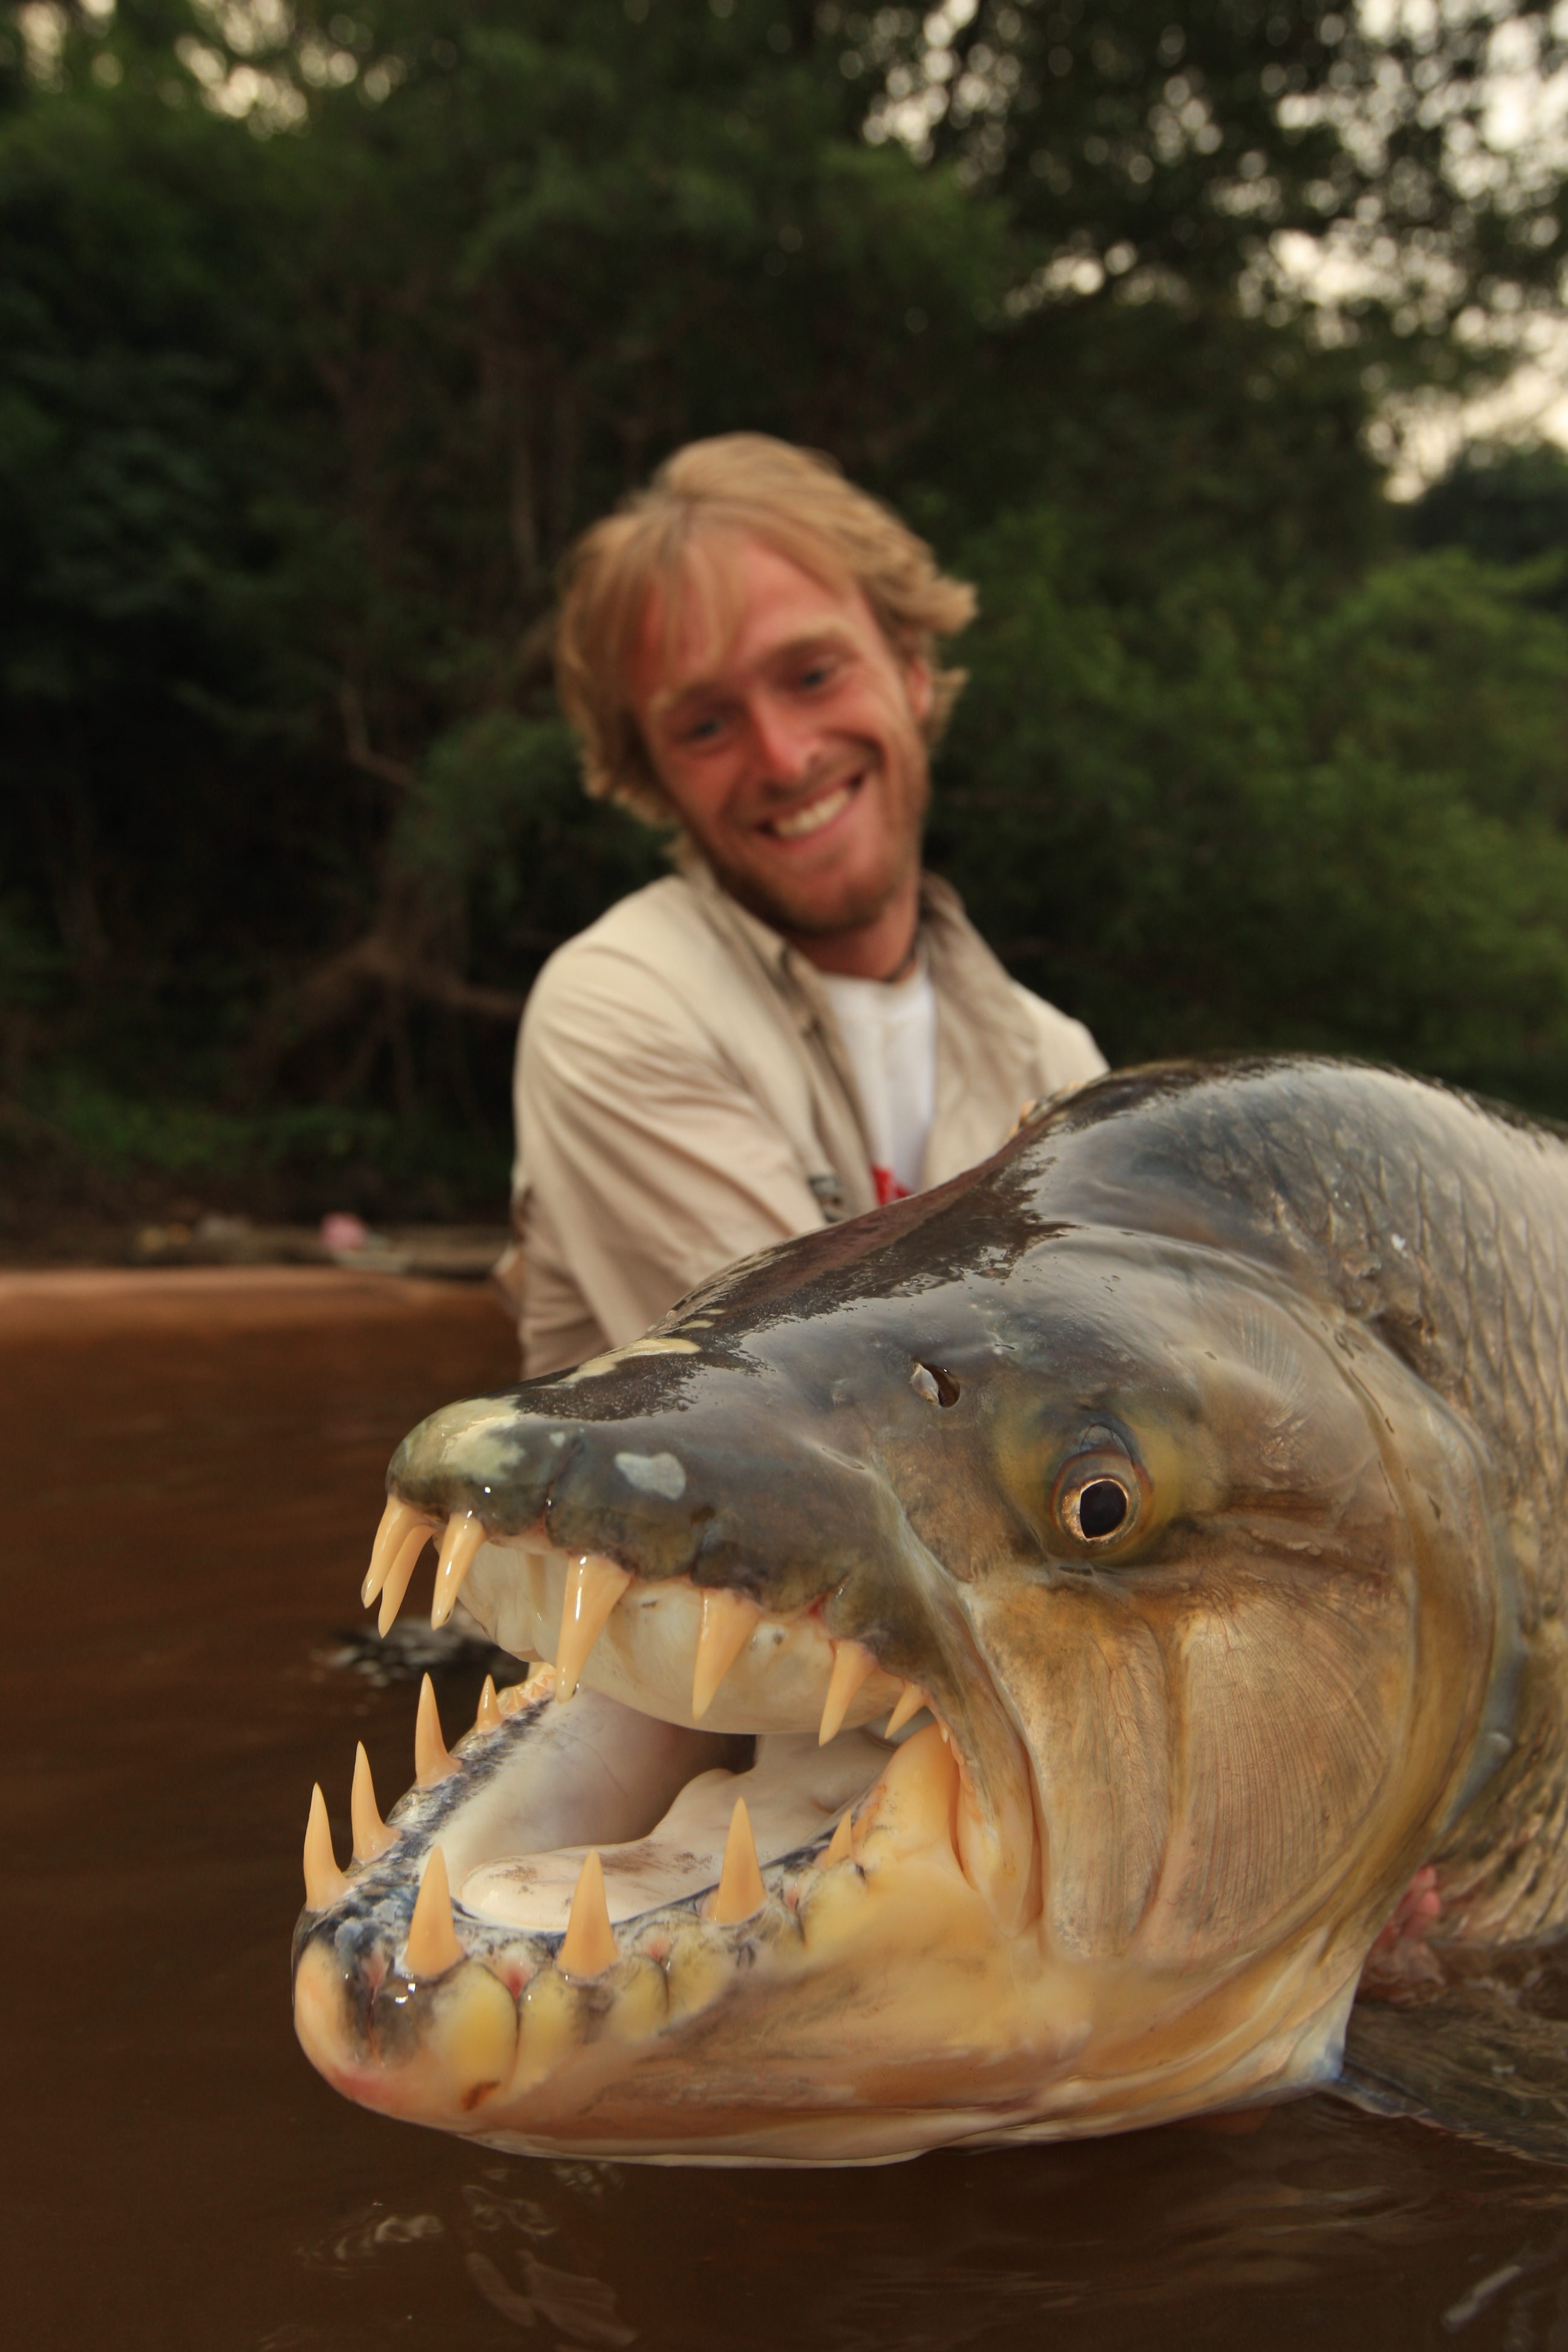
top-left (1331, 1981), bottom-right (1568, 2165)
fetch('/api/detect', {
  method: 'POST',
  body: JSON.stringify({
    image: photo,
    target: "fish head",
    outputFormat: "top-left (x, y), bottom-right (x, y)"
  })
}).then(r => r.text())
top-left (293, 1155), bottom-right (1503, 2163)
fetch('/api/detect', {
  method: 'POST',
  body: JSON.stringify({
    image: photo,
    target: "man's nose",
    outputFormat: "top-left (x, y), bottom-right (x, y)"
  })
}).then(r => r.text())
top-left (746, 691), bottom-right (817, 786)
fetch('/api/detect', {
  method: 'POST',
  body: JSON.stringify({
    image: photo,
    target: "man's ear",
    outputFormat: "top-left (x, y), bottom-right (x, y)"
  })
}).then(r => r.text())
top-left (904, 655), bottom-right (935, 725)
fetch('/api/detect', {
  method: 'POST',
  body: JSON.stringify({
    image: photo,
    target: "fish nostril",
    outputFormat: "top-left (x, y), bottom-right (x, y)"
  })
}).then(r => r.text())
top-left (911, 1362), bottom-right (961, 1408)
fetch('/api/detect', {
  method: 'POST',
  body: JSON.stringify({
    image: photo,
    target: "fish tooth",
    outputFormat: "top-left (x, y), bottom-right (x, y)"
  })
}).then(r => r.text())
top-left (474, 1676), bottom-right (502, 1733)
top-left (871, 1723), bottom-right (961, 1858)
top-left (555, 1555), bottom-right (632, 1702)
top-left (690, 1588), bottom-right (760, 1720)
top-left (351, 1742), bottom-right (397, 1861)
top-left (499, 1671), bottom-right (544, 1716)
top-left (414, 1673), bottom-right (458, 1787)
top-left (302, 1784), bottom-right (349, 1909)
top-left (558, 1849), bottom-right (618, 1978)
top-left (362, 1494), bottom-right (434, 1606)
top-left (823, 1812), bottom-right (855, 1867)
top-left (818, 1639), bottom-right (876, 1746)
top-left (377, 1523), bottom-right (434, 1636)
top-left (710, 1795), bottom-right (766, 1925)
top-left (403, 1844), bottom-right (463, 1978)
top-left (430, 1510), bottom-right (486, 1631)
top-left (884, 1681), bottom-right (929, 1738)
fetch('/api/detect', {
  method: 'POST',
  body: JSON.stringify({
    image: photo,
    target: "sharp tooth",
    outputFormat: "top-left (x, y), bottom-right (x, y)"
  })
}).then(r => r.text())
top-left (403, 1844), bottom-right (463, 1978)
top-left (709, 1795), bottom-right (766, 1925)
top-left (823, 1812), bottom-right (855, 1867)
top-left (558, 1849), bottom-right (618, 1978)
top-left (884, 1681), bottom-right (928, 1738)
top-left (690, 1588), bottom-right (760, 1720)
top-left (414, 1673), bottom-right (458, 1787)
top-left (362, 1495), bottom-right (435, 1606)
top-left (302, 1784), bottom-right (349, 1909)
top-left (871, 1722), bottom-right (961, 1857)
top-left (377, 1523), bottom-right (434, 1636)
top-left (430, 1511), bottom-right (486, 1630)
top-left (818, 1639), bottom-right (876, 1745)
top-left (555, 1555), bottom-right (632, 1701)
top-left (351, 1742), bottom-right (397, 1861)
top-left (475, 1676), bottom-right (502, 1733)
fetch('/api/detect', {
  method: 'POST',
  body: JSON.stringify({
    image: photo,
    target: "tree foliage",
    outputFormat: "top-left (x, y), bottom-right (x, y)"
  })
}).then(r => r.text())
top-left (3, 0), bottom-right (1568, 1216)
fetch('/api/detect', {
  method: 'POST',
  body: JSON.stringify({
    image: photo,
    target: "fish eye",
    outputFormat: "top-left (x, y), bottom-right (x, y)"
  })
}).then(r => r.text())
top-left (1052, 1449), bottom-right (1143, 1552)
top-left (1075, 1478), bottom-right (1129, 1538)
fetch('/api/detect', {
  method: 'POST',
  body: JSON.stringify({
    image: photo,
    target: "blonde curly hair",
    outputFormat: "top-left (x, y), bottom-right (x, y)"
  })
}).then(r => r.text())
top-left (554, 434), bottom-right (978, 826)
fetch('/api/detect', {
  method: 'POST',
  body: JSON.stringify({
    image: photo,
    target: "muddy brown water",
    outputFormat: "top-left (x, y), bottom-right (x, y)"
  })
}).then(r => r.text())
top-left (8, 1268), bottom-right (1568, 2351)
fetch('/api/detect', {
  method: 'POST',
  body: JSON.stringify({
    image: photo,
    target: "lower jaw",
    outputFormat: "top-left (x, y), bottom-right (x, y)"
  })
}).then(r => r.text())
top-left (292, 1668), bottom-right (1355, 2164)
top-left (301, 1527), bottom-right (1362, 2160)
top-left (295, 1916), bottom-right (1354, 2168)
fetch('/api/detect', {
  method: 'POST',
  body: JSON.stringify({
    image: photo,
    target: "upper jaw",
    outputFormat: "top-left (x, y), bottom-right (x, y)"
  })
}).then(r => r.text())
top-left (365, 1492), bottom-right (1041, 1940)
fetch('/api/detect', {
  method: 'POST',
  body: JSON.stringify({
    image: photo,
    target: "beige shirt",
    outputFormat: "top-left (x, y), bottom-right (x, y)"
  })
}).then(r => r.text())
top-left (511, 865), bottom-right (1105, 1376)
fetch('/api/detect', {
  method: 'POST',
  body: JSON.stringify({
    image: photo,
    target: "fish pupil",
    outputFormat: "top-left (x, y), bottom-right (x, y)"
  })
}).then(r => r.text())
top-left (1077, 1479), bottom-right (1129, 1539)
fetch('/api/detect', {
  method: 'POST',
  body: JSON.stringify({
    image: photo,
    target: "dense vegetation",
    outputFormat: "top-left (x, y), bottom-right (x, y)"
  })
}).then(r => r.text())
top-left (5, 0), bottom-right (1568, 1235)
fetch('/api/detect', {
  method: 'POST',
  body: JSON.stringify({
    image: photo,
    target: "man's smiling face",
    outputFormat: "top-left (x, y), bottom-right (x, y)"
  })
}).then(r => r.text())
top-left (629, 531), bottom-right (934, 949)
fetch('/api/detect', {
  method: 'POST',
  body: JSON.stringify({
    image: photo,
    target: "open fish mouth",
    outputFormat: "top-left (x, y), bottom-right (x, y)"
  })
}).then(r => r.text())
top-left (293, 1496), bottom-right (1047, 2167)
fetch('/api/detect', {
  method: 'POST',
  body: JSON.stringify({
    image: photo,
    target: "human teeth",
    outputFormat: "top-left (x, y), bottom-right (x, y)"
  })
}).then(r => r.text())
top-left (403, 1845), bottom-right (463, 1979)
top-left (555, 1555), bottom-right (633, 1701)
top-left (474, 1676), bottom-right (502, 1733)
top-left (361, 1494), bottom-right (436, 1607)
top-left (351, 1742), bottom-right (397, 1862)
top-left (710, 1796), bottom-right (766, 1926)
top-left (690, 1588), bottom-right (760, 1720)
top-left (558, 1850), bottom-right (618, 1978)
top-left (818, 1639), bottom-right (876, 1745)
top-left (414, 1673), bottom-right (458, 1788)
top-left (302, 1784), bottom-right (350, 1909)
top-left (772, 783), bottom-right (851, 840)
top-left (823, 1812), bottom-right (855, 1867)
top-left (376, 1523), bottom-right (436, 1636)
top-left (430, 1511), bottom-right (486, 1630)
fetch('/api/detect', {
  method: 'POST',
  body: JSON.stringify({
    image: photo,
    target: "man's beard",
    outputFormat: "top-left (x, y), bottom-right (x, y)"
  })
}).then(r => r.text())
top-left (702, 846), bottom-right (915, 945)
top-left (689, 752), bottom-right (930, 947)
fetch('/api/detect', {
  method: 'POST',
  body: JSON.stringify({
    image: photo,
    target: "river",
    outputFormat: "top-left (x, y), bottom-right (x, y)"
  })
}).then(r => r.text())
top-left (5, 1267), bottom-right (1565, 2350)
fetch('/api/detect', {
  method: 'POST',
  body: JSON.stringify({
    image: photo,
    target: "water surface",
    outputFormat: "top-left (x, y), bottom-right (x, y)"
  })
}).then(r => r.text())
top-left (6, 1267), bottom-right (1567, 2351)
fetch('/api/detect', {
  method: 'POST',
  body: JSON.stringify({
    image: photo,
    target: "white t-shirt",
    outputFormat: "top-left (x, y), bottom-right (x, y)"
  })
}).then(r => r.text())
top-left (819, 959), bottom-right (937, 1204)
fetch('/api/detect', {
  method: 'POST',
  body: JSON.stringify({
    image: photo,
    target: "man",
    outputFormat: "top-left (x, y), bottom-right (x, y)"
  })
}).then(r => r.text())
top-left (511, 434), bottom-right (1104, 1377)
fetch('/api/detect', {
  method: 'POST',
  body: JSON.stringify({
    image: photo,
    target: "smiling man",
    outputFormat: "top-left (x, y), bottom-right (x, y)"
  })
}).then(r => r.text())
top-left (509, 435), bottom-right (1103, 1376)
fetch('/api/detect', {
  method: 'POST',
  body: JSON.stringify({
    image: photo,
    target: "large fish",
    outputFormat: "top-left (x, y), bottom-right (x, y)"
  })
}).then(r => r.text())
top-left (292, 1056), bottom-right (1568, 2165)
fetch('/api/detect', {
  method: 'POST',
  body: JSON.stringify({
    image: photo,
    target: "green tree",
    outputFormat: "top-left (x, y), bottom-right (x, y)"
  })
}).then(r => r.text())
top-left (5, 0), bottom-right (1568, 1226)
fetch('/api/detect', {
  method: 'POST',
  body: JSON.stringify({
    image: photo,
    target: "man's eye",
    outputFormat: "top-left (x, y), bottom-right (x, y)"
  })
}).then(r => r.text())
top-left (677, 714), bottom-right (724, 746)
top-left (797, 662), bottom-right (834, 691)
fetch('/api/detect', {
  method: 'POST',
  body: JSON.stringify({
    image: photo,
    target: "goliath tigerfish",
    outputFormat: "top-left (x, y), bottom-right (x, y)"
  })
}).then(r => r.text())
top-left (292, 1057), bottom-right (1568, 2166)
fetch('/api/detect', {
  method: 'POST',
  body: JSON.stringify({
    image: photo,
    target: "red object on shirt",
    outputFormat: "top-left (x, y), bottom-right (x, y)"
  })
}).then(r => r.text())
top-left (872, 1166), bottom-right (911, 1206)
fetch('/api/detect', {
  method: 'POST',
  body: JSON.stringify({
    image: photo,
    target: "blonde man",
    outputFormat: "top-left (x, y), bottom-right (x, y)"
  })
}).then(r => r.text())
top-left (511, 434), bottom-right (1104, 1376)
